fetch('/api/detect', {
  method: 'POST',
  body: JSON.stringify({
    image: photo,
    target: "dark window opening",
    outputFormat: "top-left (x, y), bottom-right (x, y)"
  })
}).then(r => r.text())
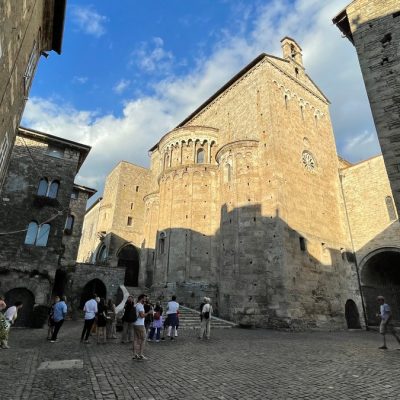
top-left (196, 148), bottom-right (204, 163)
top-left (127, 217), bottom-right (133, 226)
top-left (299, 237), bottom-right (306, 251)
top-left (381, 33), bottom-right (392, 46)
top-left (64, 215), bottom-right (74, 234)
top-left (393, 11), bottom-right (400, 18)
top-left (136, 186), bottom-right (139, 192)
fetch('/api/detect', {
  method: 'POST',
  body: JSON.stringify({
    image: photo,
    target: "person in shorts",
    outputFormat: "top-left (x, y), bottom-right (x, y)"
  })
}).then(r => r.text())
top-left (376, 296), bottom-right (400, 350)
top-left (133, 294), bottom-right (148, 360)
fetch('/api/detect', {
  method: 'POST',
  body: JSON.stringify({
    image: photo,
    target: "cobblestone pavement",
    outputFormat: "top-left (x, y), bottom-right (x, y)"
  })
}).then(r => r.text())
top-left (1, 322), bottom-right (400, 400)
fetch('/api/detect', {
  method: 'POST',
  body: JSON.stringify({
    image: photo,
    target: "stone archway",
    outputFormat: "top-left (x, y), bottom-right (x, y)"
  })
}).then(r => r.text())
top-left (118, 245), bottom-right (140, 287)
top-left (345, 299), bottom-right (361, 329)
top-left (79, 279), bottom-right (107, 309)
top-left (360, 249), bottom-right (400, 325)
top-left (5, 288), bottom-right (35, 327)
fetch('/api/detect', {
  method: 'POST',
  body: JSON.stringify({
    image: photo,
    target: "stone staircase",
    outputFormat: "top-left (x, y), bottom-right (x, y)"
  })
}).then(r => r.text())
top-left (177, 306), bottom-right (236, 330)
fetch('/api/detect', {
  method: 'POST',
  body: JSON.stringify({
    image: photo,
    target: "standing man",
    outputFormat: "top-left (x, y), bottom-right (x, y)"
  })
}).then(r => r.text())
top-left (199, 297), bottom-right (213, 340)
top-left (166, 295), bottom-right (179, 340)
top-left (121, 295), bottom-right (135, 343)
top-left (81, 294), bottom-right (98, 343)
top-left (133, 294), bottom-right (147, 360)
top-left (376, 296), bottom-right (400, 350)
top-left (50, 296), bottom-right (67, 343)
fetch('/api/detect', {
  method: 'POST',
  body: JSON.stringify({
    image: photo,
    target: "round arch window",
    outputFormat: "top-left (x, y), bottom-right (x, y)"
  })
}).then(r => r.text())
top-left (301, 150), bottom-right (317, 172)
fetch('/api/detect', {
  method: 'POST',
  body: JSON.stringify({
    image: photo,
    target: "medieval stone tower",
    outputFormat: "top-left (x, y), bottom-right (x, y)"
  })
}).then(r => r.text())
top-left (138, 37), bottom-right (361, 329)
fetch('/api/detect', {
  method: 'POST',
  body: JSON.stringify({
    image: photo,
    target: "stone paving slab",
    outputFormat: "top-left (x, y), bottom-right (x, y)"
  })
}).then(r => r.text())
top-left (1, 322), bottom-right (400, 399)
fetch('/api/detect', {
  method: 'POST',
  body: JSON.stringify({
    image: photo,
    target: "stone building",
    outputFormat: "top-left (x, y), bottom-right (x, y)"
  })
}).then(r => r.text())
top-left (0, 126), bottom-right (95, 326)
top-left (78, 37), bottom-right (400, 330)
top-left (333, 1), bottom-right (400, 214)
top-left (77, 161), bottom-right (151, 287)
top-left (0, 0), bottom-right (66, 189)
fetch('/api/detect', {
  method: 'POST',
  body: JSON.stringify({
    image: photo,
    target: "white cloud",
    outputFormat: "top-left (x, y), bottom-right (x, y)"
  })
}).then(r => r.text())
top-left (132, 37), bottom-right (174, 74)
top-left (23, 0), bottom-right (381, 196)
top-left (70, 5), bottom-right (107, 38)
top-left (72, 76), bottom-right (88, 84)
top-left (342, 130), bottom-right (381, 162)
top-left (113, 79), bottom-right (131, 94)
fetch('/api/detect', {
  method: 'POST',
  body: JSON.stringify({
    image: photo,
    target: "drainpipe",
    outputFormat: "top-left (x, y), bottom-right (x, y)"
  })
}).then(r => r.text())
top-left (339, 173), bottom-right (369, 330)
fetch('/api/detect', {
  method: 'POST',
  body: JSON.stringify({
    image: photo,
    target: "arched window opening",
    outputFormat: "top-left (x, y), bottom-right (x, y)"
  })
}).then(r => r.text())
top-left (25, 221), bottom-right (38, 245)
top-left (386, 196), bottom-right (397, 221)
top-left (196, 148), bottom-right (204, 163)
top-left (159, 232), bottom-right (166, 254)
top-left (37, 178), bottom-right (48, 196)
top-left (164, 153), bottom-right (170, 169)
top-left (64, 215), bottom-right (74, 234)
top-left (35, 223), bottom-right (50, 246)
top-left (300, 105), bottom-right (304, 120)
top-left (48, 180), bottom-right (59, 199)
top-left (224, 163), bottom-right (232, 183)
top-left (98, 245), bottom-right (107, 262)
top-left (284, 95), bottom-right (288, 109)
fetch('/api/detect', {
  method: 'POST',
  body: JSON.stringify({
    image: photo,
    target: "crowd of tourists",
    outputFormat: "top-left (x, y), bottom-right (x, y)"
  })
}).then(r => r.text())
top-left (3, 294), bottom-right (399, 353)
top-left (44, 292), bottom-right (214, 359)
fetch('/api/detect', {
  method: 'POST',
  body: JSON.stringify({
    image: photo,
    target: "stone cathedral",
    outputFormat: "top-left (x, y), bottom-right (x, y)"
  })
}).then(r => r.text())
top-left (78, 37), bottom-right (400, 330)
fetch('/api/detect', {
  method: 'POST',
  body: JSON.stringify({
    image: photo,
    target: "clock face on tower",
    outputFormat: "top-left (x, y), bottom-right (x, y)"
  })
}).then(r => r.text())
top-left (302, 150), bottom-right (317, 171)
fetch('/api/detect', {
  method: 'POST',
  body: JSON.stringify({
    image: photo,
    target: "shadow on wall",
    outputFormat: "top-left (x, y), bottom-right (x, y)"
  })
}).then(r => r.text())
top-left (140, 203), bottom-right (363, 330)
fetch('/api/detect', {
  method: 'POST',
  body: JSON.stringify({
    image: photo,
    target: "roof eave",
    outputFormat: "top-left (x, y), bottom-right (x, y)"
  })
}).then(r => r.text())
top-left (51, 0), bottom-right (67, 54)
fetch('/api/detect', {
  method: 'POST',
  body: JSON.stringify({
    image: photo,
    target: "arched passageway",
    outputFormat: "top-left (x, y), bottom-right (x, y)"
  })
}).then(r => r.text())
top-left (79, 279), bottom-right (107, 309)
top-left (118, 245), bottom-right (140, 287)
top-left (361, 250), bottom-right (400, 325)
top-left (52, 269), bottom-right (68, 297)
top-left (5, 288), bottom-right (35, 327)
top-left (345, 299), bottom-right (361, 329)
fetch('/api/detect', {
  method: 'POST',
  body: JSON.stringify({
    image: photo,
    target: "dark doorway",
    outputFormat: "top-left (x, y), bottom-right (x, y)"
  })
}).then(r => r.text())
top-left (361, 250), bottom-right (400, 325)
top-left (52, 269), bottom-right (68, 297)
top-left (118, 245), bottom-right (140, 287)
top-left (5, 288), bottom-right (35, 327)
top-left (345, 299), bottom-right (361, 329)
top-left (79, 279), bottom-right (107, 309)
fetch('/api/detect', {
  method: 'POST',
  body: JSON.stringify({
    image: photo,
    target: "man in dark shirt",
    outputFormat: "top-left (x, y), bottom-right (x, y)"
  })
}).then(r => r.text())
top-left (121, 296), bottom-right (135, 343)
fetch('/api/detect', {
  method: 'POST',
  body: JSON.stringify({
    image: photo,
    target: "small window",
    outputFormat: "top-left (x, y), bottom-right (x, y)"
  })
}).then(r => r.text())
top-left (164, 153), bottom-right (170, 169)
top-left (71, 189), bottom-right (79, 199)
top-left (136, 186), bottom-right (139, 192)
top-left (37, 178), bottom-right (48, 196)
top-left (25, 221), bottom-right (50, 246)
top-left (36, 224), bottom-right (50, 246)
top-left (159, 232), bottom-right (166, 254)
top-left (130, 202), bottom-right (133, 210)
top-left (224, 163), bottom-right (232, 183)
top-left (299, 237), bottom-right (306, 251)
top-left (0, 132), bottom-right (10, 174)
top-left (48, 180), bottom-right (60, 199)
top-left (284, 95), bottom-right (288, 109)
top-left (24, 41), bottom-right (38, 94)
top-left (300, 105), bottom-right (304, 120)
top-left (25, 221), bottom-right (38, 245)
top-left (98, 245), bottom-right (107, 262)
top-left (197, 148), bottom-right (205, 163)
top-left (127, 217), bottom-right (133, 226)
top-left (385, 196), bottom-right (397, 221)
top-left (65, 215), bottom-right (74, 232)
top-left (46, 145), bottom-right (64, 158)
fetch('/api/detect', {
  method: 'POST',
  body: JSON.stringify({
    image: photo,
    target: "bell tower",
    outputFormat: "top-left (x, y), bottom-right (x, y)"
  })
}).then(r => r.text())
top-left (281, 36), bottom-right (304, 67)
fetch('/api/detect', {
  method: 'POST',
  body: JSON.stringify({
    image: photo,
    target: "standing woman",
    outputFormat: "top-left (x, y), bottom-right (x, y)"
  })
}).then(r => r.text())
top-left (3, 301), bottom-right (23, 349)
top-left (106, 299), bottom-right (117, 339)
top-left (0, 297), bottom-right (10, 349)
top-left (96, 298), bottom-right (107, 344)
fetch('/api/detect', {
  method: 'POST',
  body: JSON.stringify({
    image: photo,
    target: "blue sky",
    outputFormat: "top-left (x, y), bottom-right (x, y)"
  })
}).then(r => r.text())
top-left (23, 0), bottom-right (379, 198)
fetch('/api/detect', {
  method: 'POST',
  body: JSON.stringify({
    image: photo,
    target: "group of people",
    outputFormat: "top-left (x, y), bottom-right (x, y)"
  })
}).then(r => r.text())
top-left (119, 294), bottom-right (182, 360)
top-left (0, 297), bottom-right (23, 349)
top-left (4, 292), bottom-right (398, 354)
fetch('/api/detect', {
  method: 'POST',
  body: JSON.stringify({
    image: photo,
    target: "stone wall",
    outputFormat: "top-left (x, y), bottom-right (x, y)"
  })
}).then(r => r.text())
top-left (0, 0), bottom-right (64, 187)
top-left (339, 0), bottom-right (400, 214)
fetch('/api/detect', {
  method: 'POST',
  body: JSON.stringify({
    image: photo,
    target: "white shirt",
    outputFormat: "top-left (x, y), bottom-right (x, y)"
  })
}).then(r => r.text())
top-left (5, 306), bottom-right (17, 322)
top-left (84, 299), bottom-right (98, 320)
top-left (167, 301), bottom-right (179, 314)
top-left (202, 303), bottom-right (212, 315)
top-left (380, 303), bottom-right (391, 321)
top-left (134, 303), bottom-right (145, 326)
